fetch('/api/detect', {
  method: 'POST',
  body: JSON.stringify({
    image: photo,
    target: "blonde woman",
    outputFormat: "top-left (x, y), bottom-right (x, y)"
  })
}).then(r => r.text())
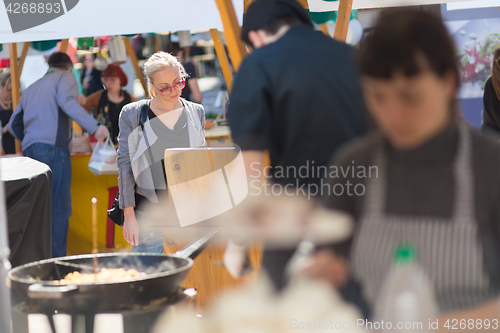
top-left (117, 52), bottom-right (206, 252)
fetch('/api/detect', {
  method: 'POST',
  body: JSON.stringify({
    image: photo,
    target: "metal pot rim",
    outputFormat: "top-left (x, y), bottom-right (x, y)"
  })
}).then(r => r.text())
top-left (8, 252), bottom-right (193, 286)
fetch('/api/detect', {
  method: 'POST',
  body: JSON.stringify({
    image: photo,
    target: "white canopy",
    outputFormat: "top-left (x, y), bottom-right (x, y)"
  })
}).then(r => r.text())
top-left (0, 0), bottom-right (244, 43)
top-left (308, 0), bottom-right (500, 11)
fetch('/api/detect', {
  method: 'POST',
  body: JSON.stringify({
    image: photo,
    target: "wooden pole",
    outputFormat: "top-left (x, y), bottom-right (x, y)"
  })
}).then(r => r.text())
top-left (214, 0), bottom-right (248, 71)
top-left (296, 0), bottom-right (309, 8)
top-left (333, 0), bottom-right (353, 42)
top-left (320, 24), bottom-right (330, 36)
top-left (91, 197), bottom-right (98, 276)
top-left (123, 37), bottom-right (148, 96)
top-left (210, 29), bottom-right (234, 94)
top-left (18, 42), bottom-right (30, 75)
top-left (59, 38), bottom-right (70, 53)
top-left (154, 35), bottom-right (161, 53)
top-left (9, 44), bottom-right (22, 153)
top-left (244, 0), bottom-right (256, 11)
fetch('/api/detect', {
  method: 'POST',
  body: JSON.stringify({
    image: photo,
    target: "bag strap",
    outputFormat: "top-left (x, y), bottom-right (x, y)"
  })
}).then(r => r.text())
top-left (139, 100), bottom-right (149, 128)
top-left (139, 100), bottom-right (156, 166)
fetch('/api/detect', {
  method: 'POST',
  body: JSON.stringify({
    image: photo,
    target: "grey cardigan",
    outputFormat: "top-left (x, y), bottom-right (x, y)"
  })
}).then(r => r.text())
top-left (117, 98), bottom-right (206, 209)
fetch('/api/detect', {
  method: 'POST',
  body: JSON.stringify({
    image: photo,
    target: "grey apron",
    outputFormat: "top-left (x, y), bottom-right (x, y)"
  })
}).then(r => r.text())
top-left (351, 123), bottom-right (497, 312)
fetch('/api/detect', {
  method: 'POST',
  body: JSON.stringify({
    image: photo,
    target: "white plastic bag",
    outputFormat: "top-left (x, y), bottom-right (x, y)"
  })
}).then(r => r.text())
top-left (88, 137), bottom-right (118, 175)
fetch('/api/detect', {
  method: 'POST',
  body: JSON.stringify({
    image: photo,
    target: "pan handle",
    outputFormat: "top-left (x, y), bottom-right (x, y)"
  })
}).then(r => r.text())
top-left (28, 284), bottom-right (78, 299)
top-left (175, 229), bottom-right (218, 259)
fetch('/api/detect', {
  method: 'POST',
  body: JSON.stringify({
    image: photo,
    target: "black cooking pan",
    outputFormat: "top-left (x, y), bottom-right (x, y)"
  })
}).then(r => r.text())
top-left (7, 230), bottom-right (217, 313)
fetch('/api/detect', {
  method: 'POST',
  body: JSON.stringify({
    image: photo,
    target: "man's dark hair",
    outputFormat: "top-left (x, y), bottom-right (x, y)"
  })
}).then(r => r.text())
top-left (168, 42), bottom-right (182, 55)
top-left (48, 52), bottom-right (73, 70)
top-left (258, 16), bottom-right (302, 37)
top-left (241, 0), bottom-right (313, 47)
top-left (359, 9), bottom-right (459, 89)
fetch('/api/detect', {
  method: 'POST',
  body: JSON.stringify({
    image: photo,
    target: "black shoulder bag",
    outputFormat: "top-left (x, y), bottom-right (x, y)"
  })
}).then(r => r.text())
top-left (107, 102), bottom-right (151, 227)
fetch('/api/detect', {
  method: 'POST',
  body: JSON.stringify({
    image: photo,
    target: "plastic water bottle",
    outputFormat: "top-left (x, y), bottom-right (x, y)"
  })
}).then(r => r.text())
top-left (372, 244), bottom-right (439, 333)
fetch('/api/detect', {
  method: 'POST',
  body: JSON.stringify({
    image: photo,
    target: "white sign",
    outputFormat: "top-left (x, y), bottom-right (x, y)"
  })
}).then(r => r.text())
top-left (0, 0), bottom-right (244, 43)
top-left (308, 0), bottom-right (498, 11)
top-left (447, 0), bottom-right (500, 10)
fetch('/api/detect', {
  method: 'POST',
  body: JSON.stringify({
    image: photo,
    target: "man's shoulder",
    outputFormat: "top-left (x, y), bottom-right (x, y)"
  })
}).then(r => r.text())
top-left (247, 26), bottom-right (355, 68)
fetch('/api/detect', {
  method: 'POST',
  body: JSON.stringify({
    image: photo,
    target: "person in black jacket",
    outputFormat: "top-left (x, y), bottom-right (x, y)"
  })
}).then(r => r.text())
top-left (224, 0), bottom-right (367, 300)
top-left (482, 48), bottom-right (500, 136)
top-left (81, 54), bottom-right (103, 96)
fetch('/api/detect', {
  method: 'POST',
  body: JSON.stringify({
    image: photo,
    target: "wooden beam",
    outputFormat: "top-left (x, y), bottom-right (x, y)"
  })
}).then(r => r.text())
top-left (214, 0), bottom-right (248, 72)
top-left (9, 44), bottom-right (22, 153)
top-left (154, 35), bottom-right (161, 53)
top-left (244, 0), bottom-right (256, 11)
top-left (123, 37), bottom-right (148, 96)
top-left (210, 29), bottom-right (234, 94)
top-left (320, 24), bottom-right (330, 36)
top-left (296, 0), bottom-right (309, 9)
top-left (334, 0), bottom-right (353, 42)
top-left (18, 42), bottom-right (30, 75)
top-left (59, 38), bottom-right (70, 53)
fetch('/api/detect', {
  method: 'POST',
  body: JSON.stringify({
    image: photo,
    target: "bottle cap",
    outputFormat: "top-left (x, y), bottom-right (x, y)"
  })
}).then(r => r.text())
top-left (393, 244), bottom-right (417, 264)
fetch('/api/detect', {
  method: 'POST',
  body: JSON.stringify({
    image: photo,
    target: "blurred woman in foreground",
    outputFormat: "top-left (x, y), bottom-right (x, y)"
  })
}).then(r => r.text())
top-left (311, 9), bottom-right (500, 330)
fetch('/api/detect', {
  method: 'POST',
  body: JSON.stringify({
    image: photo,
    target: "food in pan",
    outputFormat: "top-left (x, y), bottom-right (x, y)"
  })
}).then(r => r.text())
top-left (59, 268), bottom-right (146, 284)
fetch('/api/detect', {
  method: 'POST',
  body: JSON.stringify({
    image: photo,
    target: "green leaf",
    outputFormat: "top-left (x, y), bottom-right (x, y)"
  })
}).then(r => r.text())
top-left (461, 57), bottom-right (467, 67)
top-left (481, 40), bottom-right (491, 57)
top-left (487, 43), bottom-right (500, 55)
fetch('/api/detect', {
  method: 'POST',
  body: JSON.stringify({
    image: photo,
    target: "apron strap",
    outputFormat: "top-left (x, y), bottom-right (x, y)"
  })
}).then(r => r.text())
top-left (452, 122), bottom-right (475, 223)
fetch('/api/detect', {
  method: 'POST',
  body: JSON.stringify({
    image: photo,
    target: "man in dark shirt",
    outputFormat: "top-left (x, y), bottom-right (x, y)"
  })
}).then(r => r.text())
top-left (168, 42), bottom-right (203, 103)
top-left (225, 0), bottom-right (367, 290)
top-left (81, 54), bottom-right (102, 96)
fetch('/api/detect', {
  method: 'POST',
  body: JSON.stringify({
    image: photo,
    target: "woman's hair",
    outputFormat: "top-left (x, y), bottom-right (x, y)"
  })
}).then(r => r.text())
top-left (492, 48), bottom-right (500, 100)
top-left (143, 51), bottom-right (188, 98)
top-left (359, 9), bottom-right (459, 89)
top-left (102, 64), bottom-right (128, 87)
top-left (0, 69), bottom-right (11, 91)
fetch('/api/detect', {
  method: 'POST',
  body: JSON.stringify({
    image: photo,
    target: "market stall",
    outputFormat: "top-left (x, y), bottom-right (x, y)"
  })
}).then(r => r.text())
top-left (0, 1), bottom-right (256, 325)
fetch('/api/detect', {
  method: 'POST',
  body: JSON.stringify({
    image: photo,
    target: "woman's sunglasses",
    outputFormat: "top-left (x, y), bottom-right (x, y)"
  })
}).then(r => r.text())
top-left (150, 80), bottom-right (186, 95)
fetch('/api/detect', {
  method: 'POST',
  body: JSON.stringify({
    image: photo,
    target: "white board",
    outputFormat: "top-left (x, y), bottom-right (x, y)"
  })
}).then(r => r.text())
top-left (308, 0), bottom-right (500, 11)
top-left (0, 0), bottom-right (244, 43)
top-left (447, 0), bottom-right (500, 10)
